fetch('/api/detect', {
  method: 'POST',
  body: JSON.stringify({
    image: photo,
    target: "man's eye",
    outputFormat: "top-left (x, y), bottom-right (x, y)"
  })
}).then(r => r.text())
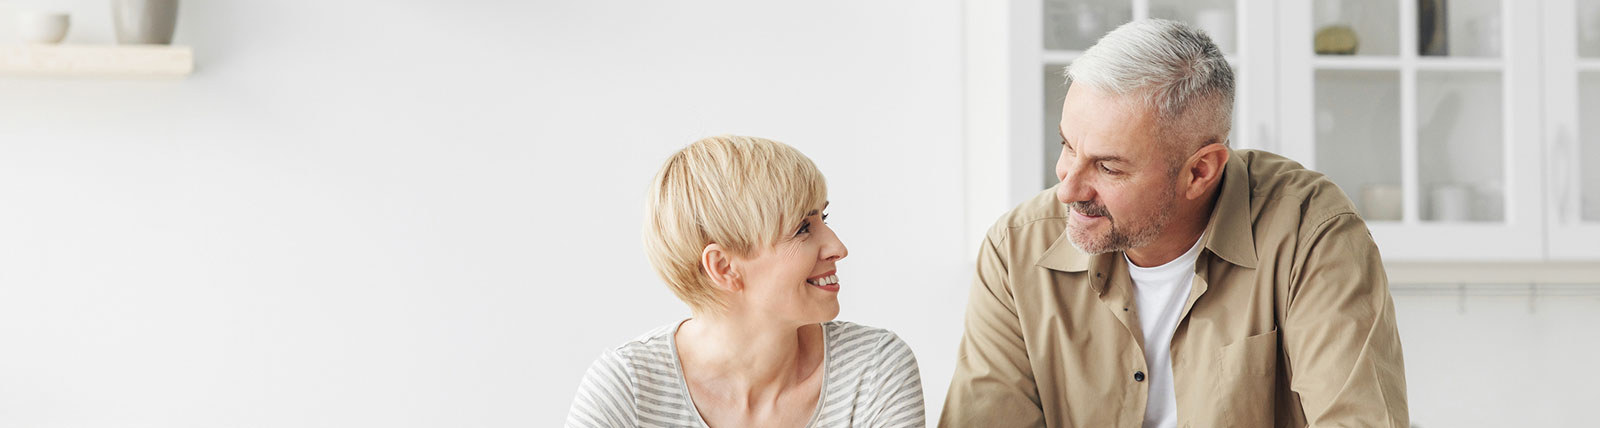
top-left (1099, 163), bottom-right (1117, 174)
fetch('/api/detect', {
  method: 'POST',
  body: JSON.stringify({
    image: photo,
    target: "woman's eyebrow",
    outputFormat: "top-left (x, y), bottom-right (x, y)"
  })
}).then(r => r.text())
top-left (804, 201), bottom-right (831, 217)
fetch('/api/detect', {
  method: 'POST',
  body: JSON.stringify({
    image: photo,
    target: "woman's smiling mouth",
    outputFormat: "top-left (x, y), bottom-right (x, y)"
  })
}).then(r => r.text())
top-left (806, 271), bottom-right (840, 291)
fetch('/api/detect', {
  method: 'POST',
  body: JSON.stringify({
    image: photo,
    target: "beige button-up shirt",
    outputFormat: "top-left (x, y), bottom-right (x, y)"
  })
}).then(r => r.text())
top-left (940, 150), bottom-right (1408, 427)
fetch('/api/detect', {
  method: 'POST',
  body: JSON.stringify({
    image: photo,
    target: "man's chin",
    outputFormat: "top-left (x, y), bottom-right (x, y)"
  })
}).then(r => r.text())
top-left (1065, 228), bottom-right (1117, 255)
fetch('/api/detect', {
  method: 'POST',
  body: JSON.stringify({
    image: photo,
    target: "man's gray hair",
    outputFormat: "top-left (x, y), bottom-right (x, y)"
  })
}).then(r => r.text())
top-left (1065, 19), bottom-right (1235, 147)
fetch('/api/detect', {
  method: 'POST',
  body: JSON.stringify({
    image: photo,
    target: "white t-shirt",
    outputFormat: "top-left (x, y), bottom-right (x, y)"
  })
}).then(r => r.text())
top-left (1126, 235), bottom-right (1205, 428)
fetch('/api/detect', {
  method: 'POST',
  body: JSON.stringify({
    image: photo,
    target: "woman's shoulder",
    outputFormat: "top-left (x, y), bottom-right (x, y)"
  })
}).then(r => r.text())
top-left (822, 320), bottom-right (918, 365)
top-left (594, 321), bottom-right (683, 368)
top-left (817, 320), bottom-right (926, 425)
top-left (569, 322), bottom-right (689, 427)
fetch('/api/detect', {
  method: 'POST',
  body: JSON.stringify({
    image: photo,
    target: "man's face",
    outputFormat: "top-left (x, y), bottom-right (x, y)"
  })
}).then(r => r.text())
top-left (1055, 84), bottom-right (1181, 255)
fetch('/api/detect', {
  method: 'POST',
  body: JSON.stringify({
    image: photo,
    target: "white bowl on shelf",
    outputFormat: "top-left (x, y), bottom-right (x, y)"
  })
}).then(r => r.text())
top-left (18, 12), bottom-right (70, 44)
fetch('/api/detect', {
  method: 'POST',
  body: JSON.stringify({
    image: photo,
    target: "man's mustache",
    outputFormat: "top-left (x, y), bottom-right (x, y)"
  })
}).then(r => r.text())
top-left (1070, 201), bottom-right (1110, 218)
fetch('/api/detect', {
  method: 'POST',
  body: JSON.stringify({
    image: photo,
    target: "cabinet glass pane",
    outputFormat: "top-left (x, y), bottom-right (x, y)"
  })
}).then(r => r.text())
top-left (1417, 71), bottom-right (1504, 222)
top-left (1044, 65), bottom-right (1069, 188)
top-left (1581, 72), bottom-right (1600, 221)
top-left (1316, 70), bottom-right (1403, 221)
top-left (1150, 0), bottom-right (1237, 54)
top-left (1577, 0), bottom-right (1600, 58)
top-left (1314, 0), bottom-right (1399, 56)
top-left (1417, 0), bottom-right (1503, 57)
top-left (1044, 0), bottom-right (1134, 51)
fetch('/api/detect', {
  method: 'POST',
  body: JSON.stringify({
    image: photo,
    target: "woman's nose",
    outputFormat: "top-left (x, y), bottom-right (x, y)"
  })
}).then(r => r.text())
top-left (823, 230), bottom-right (847, 262)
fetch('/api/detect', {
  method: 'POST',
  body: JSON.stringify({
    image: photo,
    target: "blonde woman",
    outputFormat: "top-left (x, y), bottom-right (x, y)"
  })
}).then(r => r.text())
top-left (566, 136), bottom-right (925, 428)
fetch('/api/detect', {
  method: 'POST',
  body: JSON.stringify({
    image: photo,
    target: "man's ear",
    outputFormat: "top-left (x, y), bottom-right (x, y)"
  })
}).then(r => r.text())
top-left (1182, 140), bottom-right (1229, 200)
top-left (701, 243), bottom-right (742, 293)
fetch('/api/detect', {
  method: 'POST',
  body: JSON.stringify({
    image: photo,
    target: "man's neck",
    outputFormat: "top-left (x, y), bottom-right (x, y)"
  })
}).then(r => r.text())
top-left (1126, 189), bottom-right (1219, 267)
top-left (1126, 226), bottom-right (1204, 268)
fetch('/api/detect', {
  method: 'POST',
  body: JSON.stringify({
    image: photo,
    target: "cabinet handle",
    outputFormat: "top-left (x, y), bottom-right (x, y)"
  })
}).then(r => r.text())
top-left (1552, 126), bottom-right (1575, 224)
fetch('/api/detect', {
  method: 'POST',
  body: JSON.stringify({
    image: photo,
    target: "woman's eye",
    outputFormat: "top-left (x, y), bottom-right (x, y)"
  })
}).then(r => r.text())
top-left (796, 221), bottom-right (811, 235)
top-left (821, 213), bottom-right (830, 224)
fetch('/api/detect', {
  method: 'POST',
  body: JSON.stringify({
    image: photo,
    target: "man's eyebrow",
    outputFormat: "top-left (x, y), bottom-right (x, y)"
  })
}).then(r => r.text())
top-left (1058, 128), bottom-right (1129, 163)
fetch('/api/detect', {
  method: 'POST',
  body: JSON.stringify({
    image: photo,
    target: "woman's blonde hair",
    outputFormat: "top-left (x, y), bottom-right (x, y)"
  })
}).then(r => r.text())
top-left (643, 135), bottom-right (828, 314)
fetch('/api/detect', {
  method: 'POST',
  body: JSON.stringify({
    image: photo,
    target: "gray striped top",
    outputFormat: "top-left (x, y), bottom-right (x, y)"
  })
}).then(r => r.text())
top-left (565, 320), bottom-right (925, 428)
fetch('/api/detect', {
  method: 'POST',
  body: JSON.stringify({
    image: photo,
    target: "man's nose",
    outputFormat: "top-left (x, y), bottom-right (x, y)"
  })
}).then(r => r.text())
top-left (1056, 164), bottom-right (1093, 205)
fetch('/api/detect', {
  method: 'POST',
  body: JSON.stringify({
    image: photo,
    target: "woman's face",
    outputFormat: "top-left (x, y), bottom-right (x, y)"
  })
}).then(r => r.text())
top-left (732, 203), bottom-right (848, 326)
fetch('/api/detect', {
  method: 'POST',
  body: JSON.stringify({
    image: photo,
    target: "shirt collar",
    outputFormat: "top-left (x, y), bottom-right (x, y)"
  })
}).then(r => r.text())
top-left (1036, 148), bottom-right (1257, 274)
top-left (1203, 149), bottom-right (1258, 269)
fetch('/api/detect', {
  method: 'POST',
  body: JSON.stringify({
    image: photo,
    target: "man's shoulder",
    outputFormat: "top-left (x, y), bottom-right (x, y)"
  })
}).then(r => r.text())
top-left (984, 186), bottom-right (1071, 244)
top-left (1235, 149), bottom-right (1358, 224)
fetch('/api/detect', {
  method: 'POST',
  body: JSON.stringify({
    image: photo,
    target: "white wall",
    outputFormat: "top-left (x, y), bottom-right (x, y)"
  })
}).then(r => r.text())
top-left (0, 1), bottom-right (967, 426)
top-left (1393, 288), bottom-right (1600, 428)
top-left (5, 2), bottom-right (1593, 428)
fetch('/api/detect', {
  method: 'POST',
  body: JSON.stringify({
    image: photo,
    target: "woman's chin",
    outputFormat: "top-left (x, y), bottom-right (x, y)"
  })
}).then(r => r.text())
top-left (823, 307), bottom-right (841, 322)
top-left (791, 303), bottom-right (840, 325)
top-left (815, 302), bottom-right (841, 322)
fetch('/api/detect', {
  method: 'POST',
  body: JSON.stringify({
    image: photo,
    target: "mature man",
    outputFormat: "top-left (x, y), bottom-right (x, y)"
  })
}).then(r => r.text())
top-left (940, 19), bottom-right (1407, 427)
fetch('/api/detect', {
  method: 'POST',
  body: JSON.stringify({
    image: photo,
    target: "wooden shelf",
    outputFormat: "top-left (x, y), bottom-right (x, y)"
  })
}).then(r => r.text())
top-left (0, 44), bottom-right (192, 78)
top-left (1312, 55), bottom-right (1503, 71)
top-left (1414, 57), bottom-right (1502, 71)
top-left (1313, 55), bottom-right (1401, 70)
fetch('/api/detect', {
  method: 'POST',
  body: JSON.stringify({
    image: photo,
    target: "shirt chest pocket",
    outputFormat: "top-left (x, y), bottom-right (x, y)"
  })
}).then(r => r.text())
top-left (1217, 328), bottom-right (1278, 376)
top-left (1206, 328), bottom-right (1279, 426)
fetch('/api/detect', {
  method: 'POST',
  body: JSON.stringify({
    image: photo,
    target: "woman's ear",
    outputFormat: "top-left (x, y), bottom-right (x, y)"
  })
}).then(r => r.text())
top-left (701, 243), bottom-right (741, 293)
top-left (1182, 141), bottom-right (1230, 200)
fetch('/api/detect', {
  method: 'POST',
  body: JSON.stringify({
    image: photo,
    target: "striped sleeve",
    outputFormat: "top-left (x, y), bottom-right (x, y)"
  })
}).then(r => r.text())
top-left (565, 350), bottom-right (640, 428)
top-left (859, 332), bottom-right (927, 428)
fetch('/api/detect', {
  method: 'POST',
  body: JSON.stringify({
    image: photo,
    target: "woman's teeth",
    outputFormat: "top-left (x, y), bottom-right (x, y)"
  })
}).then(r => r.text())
top-left (806, 274), bottom-right (839, 286)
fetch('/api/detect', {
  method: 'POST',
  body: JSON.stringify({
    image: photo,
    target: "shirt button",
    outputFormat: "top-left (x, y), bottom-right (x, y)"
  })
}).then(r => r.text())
top-left (1134, 371), bottom-right (1145, 382)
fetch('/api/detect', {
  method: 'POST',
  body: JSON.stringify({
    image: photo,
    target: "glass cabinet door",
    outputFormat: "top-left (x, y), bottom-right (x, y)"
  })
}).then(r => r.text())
top-left (1280, 0), bottom-right (1544, 261)
top-left (1544, 0), bottom-right (1600, 259)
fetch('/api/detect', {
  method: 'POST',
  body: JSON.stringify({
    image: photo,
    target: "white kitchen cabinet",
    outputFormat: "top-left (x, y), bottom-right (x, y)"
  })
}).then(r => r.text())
top-left (965, 0), bottom-right (1600, 263)
top-left (1543, 0), bottom-right (1600, 259)
top-left (1278, 0), bottom-right (1544, 261)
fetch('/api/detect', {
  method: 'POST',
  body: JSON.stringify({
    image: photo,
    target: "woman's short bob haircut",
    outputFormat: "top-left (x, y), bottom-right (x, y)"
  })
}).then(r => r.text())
top-left (643, 135), bottom-right (828, 314)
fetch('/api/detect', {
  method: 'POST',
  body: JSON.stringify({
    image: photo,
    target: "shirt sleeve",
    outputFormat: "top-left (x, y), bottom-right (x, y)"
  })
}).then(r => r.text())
top-left (938, 232), bottom-right (1046, 428)
top-left (859, 332), bottom-right (928, 428)
top-left (1285, 212), bottom-right (1410, 427)
top-left (565, 350), bottom-right (640, 428)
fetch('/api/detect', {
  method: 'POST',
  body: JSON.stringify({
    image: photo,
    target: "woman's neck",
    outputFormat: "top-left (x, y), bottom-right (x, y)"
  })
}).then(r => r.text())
top-left (676, 315), bottom-right (824, 404)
